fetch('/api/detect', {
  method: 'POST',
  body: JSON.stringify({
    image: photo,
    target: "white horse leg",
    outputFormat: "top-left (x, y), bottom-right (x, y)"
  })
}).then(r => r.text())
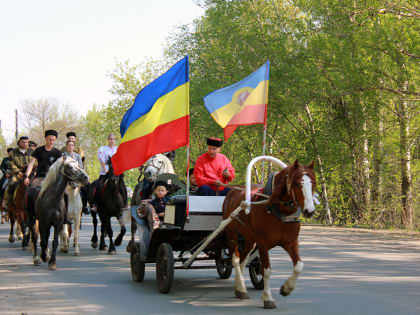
top-left (280, 260), bottom-right (304, 296)
top-left (261, 267), bottom-right (276, 308)
top-left (60, 224), bottom-right (69, 253)
top-left (232, 253), bottom-right (249, 299)
top-left (16, 222), bottom-right (23, 240)
top-left (74, 213), bottom-right (81, 256)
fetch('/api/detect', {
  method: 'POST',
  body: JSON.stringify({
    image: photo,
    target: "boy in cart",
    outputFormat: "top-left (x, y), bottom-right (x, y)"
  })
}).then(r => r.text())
top-left (137, 180), bottom-right (169, 233)
top-left (149, 181), bottom-right (169, 220)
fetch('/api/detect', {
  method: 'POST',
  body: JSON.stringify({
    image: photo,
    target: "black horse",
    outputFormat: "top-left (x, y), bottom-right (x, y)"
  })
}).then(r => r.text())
top-left (31, 156), bottom-right (89, 270)
top-left (88, 159), bottom-right (127, 255)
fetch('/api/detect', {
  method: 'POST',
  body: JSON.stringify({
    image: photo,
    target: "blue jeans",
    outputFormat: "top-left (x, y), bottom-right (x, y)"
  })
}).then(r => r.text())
top-left (197, 185), bottom-right (231, 196)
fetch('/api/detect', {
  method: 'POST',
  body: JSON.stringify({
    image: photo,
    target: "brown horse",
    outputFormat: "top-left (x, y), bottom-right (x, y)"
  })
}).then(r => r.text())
top-left (222, 160), bottom-right (316, 309)
top-left (7, 180), bottom-right (30, 248)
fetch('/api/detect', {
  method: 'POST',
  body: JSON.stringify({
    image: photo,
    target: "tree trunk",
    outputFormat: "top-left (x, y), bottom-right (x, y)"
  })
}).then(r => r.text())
top-left (304, 105), bottom-right (332, 225)
top-left (371, 102), bottom-right (383, 224)
top-left (398, 82), bottom-right (413, 231)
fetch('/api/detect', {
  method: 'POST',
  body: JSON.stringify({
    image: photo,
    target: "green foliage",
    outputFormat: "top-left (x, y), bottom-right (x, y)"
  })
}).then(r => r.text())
top-left (81, 0), bottom-right (419, 230)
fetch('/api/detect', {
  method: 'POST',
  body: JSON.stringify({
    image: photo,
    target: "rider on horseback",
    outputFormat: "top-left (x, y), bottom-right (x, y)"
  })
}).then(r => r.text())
top-left (91, 134), bottom-right (128, 211)
top-left (23, 130), bottom-right (63, 221)
top-left (60, 132), bottom-right (85, 166)
top-left (1, 137), bottom-right (31, 210)
top-left (0, 148), bottom-right (13, 223)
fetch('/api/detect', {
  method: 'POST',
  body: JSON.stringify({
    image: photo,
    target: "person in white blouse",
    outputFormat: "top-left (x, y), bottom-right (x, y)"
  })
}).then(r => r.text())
top-left (97, 134), bottom-right (118, 180)
top-left (92, 134), bottom-right (128, 210)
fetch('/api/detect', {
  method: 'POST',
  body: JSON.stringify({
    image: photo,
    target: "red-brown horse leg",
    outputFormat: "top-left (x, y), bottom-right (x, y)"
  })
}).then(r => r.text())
top-left (258, 245), bottom-right (277, 309)
top-left (240, 240), bottom-right (255, 274)
top-left (280, 240), bottom-right (303, 297)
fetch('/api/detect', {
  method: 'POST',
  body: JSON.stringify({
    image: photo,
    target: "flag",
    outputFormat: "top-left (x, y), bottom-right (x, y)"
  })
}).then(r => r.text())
top-left (112, 56), bottom-right (189, 175)
top-left (203, 61), bottom-right (269, 140)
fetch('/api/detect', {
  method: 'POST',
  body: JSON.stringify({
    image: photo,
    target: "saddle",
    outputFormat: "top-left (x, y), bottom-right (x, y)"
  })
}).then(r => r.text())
top-left (263, 172), bottom-right (301, 223)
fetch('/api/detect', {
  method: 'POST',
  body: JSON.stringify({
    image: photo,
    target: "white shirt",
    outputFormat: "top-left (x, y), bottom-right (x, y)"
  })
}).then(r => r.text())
top-left (97, 145), bottom-right (118, 175)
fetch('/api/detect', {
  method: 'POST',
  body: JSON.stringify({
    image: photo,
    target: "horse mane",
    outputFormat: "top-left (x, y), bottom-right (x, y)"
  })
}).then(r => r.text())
top-left (38, 156), bottom-right (78, 198)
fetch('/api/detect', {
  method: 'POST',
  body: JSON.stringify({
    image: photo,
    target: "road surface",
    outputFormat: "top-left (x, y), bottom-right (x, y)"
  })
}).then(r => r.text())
top-left (1, 217), bottom-right (419, 314)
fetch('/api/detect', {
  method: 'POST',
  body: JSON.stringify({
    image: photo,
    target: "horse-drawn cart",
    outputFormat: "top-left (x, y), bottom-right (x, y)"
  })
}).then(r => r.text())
top-left (129, 154), bottom-right (319, 308)
top-left (129, 194), bottom-right (262, 293)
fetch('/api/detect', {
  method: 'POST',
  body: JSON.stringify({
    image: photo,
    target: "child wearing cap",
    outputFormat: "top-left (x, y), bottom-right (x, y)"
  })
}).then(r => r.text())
top-left (149, 180), bottom-right (169, 220)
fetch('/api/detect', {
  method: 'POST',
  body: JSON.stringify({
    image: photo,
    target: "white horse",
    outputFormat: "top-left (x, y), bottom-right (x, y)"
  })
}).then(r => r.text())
top-left (60, 182), bottom-right (83, 256)
top-left (143, 154), bottom-right (175, 182)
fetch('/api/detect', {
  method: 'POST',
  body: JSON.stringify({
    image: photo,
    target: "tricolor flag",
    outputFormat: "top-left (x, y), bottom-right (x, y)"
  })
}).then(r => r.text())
top-left (112, 56), bottom-right (189, 175)
top-left (203, 61), bottom-right (269, 140)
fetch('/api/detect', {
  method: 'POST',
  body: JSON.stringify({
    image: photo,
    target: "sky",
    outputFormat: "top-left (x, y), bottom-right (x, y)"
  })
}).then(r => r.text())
top-left (0, 0), bottom-right (204, 142)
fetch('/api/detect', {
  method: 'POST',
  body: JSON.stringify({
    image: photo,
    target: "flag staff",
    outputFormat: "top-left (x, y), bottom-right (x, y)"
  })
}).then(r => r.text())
top-left (185, 144), bottom-right (190, 217)
top-left (259, 60), bottom-right (270, 184)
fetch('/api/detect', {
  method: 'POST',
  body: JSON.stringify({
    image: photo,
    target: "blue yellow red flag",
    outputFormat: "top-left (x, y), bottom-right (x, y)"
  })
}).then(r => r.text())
top-left (112, 56), bottom-right (189, 175)
top-left (203, 61), bottom-right (269, 140)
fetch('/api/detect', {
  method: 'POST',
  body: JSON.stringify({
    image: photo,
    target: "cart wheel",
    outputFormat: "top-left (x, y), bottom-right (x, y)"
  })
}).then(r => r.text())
top-left (249, 256), bottom-right (264, 290)
top-left (215, 249), bottom-right (232, 279)
top-left (156, 243), bottom-right (174, 293)
top-left (130, 243), bottom-right (145, 282)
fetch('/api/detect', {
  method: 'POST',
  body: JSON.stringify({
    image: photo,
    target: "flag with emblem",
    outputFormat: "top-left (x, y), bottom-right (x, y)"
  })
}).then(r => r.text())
top-left (203, 61), bottom-right (269, 140)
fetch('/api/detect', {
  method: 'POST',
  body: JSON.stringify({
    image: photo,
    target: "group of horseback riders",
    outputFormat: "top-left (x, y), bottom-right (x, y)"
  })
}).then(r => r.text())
top-left (0, 129), bottom-right (236, 225)
top-left (0, 130), bottom-right (87, 223)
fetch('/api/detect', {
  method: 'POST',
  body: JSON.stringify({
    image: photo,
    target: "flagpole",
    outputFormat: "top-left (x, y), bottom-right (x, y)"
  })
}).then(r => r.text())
top-left (260, 124), bottom-right (267, 184)
top-left (260, 60), bottom-right (269, 184)
top-left (185, 144), bottom-right (190, 217)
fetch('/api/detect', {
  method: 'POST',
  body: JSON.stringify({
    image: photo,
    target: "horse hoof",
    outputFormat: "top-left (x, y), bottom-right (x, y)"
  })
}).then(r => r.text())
top-left (91, 241), bottom-right (98, 249)
top-left (61, 248), bottom-right (69, 254)
top-left (108, 250), bottom-right (116, 255)
top-left (33, 258), bottom-right (41, 266)
top-left (18, 235), bottom-right (23, 240)
top-left (99, 246), bottom-right (108, 251)
top-left (8, 236), bottom-right (15, 243)
top-left (48, 263), bottom-right (57, 271)
top-left (235, 290), bottom-right (250, 300)
top-left (74, 251), bottom-right (80, 256)
top-left (280, 286), bottom-right (291, 297)
top-left (264, 301), bottom-right (277, 309)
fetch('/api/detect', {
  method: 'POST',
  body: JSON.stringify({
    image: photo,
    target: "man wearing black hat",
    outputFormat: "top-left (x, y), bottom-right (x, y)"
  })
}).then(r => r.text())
top-left (194, 137), bottom-right (235, 196)
top-left (23, 130), bottom-right (63, 223)
top-left (23, 130), bottom-right (62, 187)
top-left (1, 137), bottom-right (31, 210)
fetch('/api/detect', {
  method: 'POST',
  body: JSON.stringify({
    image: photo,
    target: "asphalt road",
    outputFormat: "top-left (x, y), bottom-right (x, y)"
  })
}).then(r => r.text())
top-left (1, 217), bottom-right (419, 315)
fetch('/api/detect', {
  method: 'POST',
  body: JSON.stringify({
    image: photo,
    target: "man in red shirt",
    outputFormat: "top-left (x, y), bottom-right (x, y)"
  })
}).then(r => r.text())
top-left (194, 137), bottom-right (235, 196)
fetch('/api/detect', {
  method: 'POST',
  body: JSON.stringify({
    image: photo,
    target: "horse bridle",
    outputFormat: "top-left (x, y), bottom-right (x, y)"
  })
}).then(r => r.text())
top-left (59, 164), bottom-right (83, 184)
top-left (145, 156), bottom-right (164, 173)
